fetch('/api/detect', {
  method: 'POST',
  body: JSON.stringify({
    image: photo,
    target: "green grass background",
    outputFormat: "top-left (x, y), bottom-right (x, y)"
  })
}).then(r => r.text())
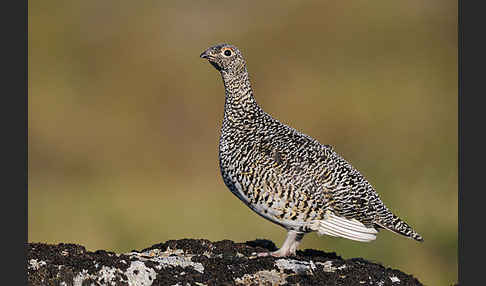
top-left (29, 1), bottom-right (457, 285)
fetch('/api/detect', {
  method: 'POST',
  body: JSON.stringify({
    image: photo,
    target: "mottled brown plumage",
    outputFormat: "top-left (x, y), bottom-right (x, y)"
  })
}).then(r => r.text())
top-left (200, 43), bottom-right (423, 257)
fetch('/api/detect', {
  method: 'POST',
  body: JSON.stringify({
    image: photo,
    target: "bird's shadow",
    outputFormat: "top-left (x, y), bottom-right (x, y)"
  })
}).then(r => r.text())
top-left (244, 239), bottom-right (278, 252)
top-left (244, 239), bottom-right (342, 260)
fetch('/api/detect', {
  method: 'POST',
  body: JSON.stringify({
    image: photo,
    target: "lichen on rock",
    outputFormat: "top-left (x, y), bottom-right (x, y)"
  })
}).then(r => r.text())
top-left (27, 239), bottom-right (423, 285)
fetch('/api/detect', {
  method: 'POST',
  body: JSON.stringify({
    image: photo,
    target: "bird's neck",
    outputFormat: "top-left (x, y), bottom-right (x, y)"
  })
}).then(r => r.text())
top-left (221, 68), bottom-right (261, 121)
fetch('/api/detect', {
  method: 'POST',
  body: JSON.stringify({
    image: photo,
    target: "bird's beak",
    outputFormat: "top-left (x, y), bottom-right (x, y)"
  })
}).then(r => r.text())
top-left (200, 49), bottom-right (212, 59)
top-left (200, 47), bottom-right (222, 71)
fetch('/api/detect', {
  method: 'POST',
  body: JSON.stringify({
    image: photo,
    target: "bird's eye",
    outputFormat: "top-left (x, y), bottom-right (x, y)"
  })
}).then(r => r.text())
top-left (224, 50), bottom-right (232, 57)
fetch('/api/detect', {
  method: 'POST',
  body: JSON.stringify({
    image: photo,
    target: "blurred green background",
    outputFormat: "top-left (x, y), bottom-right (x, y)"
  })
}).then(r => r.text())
top-left (28, 1), bottom-right (457, 285)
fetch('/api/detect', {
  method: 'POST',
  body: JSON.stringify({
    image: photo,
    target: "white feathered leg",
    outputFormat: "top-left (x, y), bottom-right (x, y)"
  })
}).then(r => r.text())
top-left (256, 230), bottom-right (305, 257)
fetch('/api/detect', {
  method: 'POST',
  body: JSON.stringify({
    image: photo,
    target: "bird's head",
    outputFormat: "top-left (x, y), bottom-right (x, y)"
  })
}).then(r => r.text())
top-left (200, 43), bottom-right (246, 73)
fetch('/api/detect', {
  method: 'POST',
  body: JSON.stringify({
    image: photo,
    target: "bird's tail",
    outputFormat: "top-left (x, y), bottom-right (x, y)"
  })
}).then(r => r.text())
top-left (375, 213), bottom-right (424, 242)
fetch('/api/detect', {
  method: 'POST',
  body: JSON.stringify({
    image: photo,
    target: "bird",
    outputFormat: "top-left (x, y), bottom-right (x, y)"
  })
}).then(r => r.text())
top-left (200, 43), bottom-right (423, 257)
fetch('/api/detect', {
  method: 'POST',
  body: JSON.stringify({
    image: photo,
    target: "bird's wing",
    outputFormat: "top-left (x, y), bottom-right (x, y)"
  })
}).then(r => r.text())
top-left (312, 212), bottom-right (378, 242)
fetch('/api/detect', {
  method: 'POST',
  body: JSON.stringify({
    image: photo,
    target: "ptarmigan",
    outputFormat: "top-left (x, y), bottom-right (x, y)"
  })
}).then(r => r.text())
top-left (200, 43), bottom-right (423, 257)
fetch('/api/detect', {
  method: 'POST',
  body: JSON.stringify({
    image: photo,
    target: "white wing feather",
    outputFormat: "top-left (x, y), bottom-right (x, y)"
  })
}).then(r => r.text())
top-left (311, 212), bottom-right (378, 242)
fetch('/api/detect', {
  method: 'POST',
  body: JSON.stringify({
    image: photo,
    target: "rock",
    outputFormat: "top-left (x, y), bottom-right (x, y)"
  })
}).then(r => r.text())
top-left (27, 239), bottom-right (423, 285)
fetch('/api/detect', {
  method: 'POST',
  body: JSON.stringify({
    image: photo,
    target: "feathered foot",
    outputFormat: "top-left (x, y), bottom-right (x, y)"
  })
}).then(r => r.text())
top-left (253, 230), bottom-right (305, 257)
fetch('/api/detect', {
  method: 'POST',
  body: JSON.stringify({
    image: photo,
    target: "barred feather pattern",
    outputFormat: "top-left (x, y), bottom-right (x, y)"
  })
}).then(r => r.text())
top-left (204, 43), bottom-right (423, 243)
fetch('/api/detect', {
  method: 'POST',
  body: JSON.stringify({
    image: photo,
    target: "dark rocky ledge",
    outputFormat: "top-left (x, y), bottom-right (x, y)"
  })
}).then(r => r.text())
top-left (27, 239), bottom-right (423, 286)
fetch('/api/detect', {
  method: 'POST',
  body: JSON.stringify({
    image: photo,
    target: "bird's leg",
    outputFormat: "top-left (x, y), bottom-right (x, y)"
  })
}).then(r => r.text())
top-left (288, 231), bottom-right (305, 255)
top-left (256, 230), bottom-right (305, 257)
